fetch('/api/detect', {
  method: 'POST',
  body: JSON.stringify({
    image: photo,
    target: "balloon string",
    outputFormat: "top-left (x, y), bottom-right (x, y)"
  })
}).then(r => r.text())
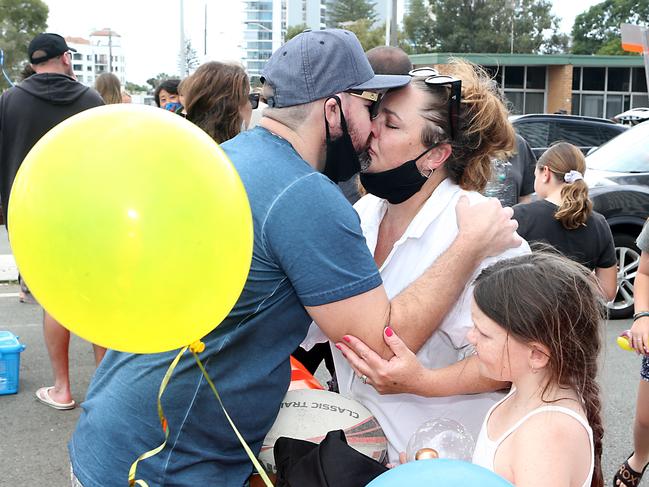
top-left (191, 348), bottom-right (274, 487)
top-left (128, 346), bottom-right (188, 486)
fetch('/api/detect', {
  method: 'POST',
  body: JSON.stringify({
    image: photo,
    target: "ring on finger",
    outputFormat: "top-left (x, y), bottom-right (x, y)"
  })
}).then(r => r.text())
top-left (360, 374), bottom-right (368, 384)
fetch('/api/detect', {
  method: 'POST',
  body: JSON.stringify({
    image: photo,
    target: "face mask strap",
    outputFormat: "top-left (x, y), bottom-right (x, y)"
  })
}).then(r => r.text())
top-left (324, 95), bottom-right (347, 140)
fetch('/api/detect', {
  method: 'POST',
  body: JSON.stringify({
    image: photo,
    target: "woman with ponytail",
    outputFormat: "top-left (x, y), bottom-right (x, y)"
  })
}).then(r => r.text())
top-left (469, 251), bottom-right (604, 487)
top-left (513, 142), bottom-right (616, 301)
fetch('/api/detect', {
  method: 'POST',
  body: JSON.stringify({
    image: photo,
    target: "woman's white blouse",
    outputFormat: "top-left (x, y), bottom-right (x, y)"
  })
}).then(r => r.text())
top-left (302, 179), bottom-right (530, 463)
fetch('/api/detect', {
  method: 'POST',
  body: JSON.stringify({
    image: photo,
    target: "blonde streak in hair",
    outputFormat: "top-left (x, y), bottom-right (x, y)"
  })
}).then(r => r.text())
top-left (452, 64), bottom-right (515, 190)
top-left (555, 180), bottom-right (592, 230)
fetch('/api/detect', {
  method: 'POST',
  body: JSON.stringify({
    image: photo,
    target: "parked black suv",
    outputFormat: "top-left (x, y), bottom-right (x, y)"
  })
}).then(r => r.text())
top-left (586, 122), bottom-right (649, 318)
top-left (512, 114), bottom-right (628, 159)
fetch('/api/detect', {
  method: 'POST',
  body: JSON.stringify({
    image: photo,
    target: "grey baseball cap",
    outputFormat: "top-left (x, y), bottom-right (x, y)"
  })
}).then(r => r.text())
top-left (261, 29), bottom-right (410, 108)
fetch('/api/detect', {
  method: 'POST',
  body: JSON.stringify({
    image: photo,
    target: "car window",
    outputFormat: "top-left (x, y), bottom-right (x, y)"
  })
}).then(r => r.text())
top-left (555, 122), bottom-right (601, 148)
top-left (599, 125), bottom-right (626, 144)
top-left (515, 121), bottom-right (549, 148)
top-left (587, 122), bottom-right (649, 172)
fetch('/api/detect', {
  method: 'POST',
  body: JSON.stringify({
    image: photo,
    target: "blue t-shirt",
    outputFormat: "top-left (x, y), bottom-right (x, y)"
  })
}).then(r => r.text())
top-left (69, 127), bottom-right (382, 486)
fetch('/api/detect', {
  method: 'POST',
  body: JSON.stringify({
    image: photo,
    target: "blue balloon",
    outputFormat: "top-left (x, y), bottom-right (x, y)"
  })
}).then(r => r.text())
top-left (366, 459), bottom-right (513, 486)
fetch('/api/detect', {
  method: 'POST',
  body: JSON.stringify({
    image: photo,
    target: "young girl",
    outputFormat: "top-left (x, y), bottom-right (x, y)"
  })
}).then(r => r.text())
top-left (613, 219), bottom-right (649, 487)
top-left (512, 142), bottom-right (617, 302)
top-left (470, 252), bottom-right (604, 487)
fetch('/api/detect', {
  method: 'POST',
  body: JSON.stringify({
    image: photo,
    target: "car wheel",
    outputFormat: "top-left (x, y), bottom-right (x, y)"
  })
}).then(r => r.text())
top-left (608, 233), bottom-right (641, 319)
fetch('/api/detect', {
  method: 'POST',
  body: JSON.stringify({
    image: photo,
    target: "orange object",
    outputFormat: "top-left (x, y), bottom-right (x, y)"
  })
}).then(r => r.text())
top-left (289, 356), bottom-right (324, 391)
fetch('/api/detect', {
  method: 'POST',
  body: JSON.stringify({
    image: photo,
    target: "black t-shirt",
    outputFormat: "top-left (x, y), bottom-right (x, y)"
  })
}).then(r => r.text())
top-left (513, 199), bottom-right (616, 270)
top-left (483, 134), bottom-right (537, 207)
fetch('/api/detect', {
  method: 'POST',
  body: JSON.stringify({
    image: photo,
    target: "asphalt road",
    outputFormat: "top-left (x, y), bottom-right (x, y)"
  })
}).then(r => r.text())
top-left (0, 216), bottom-right (645, 485)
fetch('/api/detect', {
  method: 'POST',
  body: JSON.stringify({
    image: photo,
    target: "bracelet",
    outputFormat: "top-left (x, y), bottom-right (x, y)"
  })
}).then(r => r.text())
top-left (633, 311), bottom-right (649, 321)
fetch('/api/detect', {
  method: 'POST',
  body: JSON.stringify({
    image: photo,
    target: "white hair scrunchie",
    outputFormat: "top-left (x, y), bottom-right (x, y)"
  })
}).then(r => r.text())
top-left (564, 170), bottom-right (584, 184)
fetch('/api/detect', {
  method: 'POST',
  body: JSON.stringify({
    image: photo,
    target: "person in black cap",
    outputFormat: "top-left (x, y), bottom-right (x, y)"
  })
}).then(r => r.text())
top-left (0, 32), bottom-right (104, 412)
top-left (68, 29), bottom-right (519, 486)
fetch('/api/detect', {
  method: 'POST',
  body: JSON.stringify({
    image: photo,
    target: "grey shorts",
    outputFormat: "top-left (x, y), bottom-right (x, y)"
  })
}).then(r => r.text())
top-left (642, 355), bottom-right (649, 382)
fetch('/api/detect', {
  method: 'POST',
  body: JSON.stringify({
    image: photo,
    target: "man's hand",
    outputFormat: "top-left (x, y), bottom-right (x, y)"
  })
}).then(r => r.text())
top-left (455, 196), bottom-right (521, 260)
top-left (335, 327), bottom-right (427, 395)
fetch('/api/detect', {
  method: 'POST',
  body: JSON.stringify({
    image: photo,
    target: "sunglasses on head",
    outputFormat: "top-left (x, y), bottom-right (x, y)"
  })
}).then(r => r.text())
top-left (409, 67), bottom-right (462, 141)
top-left (347, 89), bottom-right (384, 120)
top-left (248, 92), bottom-right (260, 110)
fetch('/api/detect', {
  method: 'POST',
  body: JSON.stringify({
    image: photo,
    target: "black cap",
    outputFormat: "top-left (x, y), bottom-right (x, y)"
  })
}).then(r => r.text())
top-left (28, 33), bottom-right (76, 64)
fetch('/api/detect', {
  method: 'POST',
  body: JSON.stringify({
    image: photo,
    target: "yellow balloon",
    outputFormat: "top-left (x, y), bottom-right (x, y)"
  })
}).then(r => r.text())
top-left (8, 104), bottom-right (252, 353)
top-left (617, 334), bottom-right (634, 352)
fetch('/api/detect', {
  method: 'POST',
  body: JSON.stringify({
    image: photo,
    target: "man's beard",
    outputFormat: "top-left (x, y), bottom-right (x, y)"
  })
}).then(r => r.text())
top-left (358, 151), bottom-right (371, 171)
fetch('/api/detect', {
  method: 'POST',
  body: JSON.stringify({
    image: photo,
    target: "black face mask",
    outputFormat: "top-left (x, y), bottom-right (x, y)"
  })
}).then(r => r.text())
top-left (359, 147), bottom-right (434, 204)
top-left (322, 96), bottom-right (361, 183)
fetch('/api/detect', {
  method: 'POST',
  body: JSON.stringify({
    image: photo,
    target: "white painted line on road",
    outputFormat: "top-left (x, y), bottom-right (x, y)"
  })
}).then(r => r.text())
top-left (4, 322), bottom-right (41, 328)
top-left (0, 292), bottom-right (20, 298)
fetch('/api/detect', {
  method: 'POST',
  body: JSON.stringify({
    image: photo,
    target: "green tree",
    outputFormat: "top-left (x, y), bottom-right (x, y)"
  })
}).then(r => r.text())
top-left (340, 19), bottom-right (385, 51)
top-left (571, 0), bottom-right (649, 55)
top-left (403, 0), bottom-right (435, 53)
top-left (0, 0), bottom-right (48, 89)
top-left (285, 23), bottom-right (309, 41)
top-left (125, 81), bottom-right (149, 93)
top-left (178, 39), bottom-right (199, 76)
top-left (146, 73), bottom-right (173, 91)
top-left (327, 0), bottom-right (377, 27)
top-left (414, 0), bottom-right (566, 54)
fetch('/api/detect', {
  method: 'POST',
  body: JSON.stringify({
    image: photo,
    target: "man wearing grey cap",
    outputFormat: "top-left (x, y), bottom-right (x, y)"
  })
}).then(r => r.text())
top-left (69, 29), bottom-right (519, 486)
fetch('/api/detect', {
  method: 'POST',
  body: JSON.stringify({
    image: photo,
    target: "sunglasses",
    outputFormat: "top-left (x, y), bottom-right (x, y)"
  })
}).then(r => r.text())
top-left (409, 67), bottom-right (462, 141)
top-left (248, 92), bottom-right (260, 110)
top-left (347, 89), bottom-right (384, 120)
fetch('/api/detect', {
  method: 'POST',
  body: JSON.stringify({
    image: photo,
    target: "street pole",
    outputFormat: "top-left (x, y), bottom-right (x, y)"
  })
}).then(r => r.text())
top-left (643, 29), bottom-right (649, 100)
top-left (385, 0), bottom-right (390, 46)
top-left (390, 0), bottom-right (398, 46)
top-left (179, 0), bottom-right (186, 76)
top-left (204, 3), bottom-right (207, 56)
top-left (108, 30), bottom-right (113, 73)
top-left (510, 0), bottom-right (516, 54)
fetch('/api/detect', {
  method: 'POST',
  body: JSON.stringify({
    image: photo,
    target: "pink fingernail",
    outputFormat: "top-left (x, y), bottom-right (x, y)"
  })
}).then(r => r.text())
top-left (335, 343), bottom-right (342, 351)
top-left (343, 336), bottom-right (351, 343)
top-left (385, 327), bottom-right (393, 337)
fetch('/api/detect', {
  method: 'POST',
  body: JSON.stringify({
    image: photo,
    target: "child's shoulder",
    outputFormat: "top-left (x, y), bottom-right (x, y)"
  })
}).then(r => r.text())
top-left (510, 403), bottom-right (592, 463)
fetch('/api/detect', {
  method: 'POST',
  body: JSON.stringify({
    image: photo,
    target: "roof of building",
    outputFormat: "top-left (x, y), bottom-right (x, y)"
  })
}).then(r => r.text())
top-left (90, 28), bottom-right (121, 37)
top-left (410, 52), bottom-right (646, 68)
top-left (65, 36), bottom-right (90, 45)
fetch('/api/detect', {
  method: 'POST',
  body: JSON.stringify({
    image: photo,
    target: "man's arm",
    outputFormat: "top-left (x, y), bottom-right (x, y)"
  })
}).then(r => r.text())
top-left (308, 196), bottom-right (521, 358)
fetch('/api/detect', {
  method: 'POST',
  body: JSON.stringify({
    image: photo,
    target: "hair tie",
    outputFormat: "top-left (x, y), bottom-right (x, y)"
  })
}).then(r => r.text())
top-left (564, 170), bottom-right (583, 183)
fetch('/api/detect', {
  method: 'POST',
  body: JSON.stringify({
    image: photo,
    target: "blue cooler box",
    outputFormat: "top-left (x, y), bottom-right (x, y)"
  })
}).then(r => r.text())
top-left (0, 331), bottom-right (26, 395)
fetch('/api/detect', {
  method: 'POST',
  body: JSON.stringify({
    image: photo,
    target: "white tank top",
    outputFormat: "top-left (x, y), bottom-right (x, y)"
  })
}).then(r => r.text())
top-left (472, 389), bottom-right (594, 487)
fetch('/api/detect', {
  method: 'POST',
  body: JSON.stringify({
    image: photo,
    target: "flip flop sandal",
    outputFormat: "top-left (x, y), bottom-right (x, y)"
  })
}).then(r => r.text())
top-left (614, 453), bottom-right (649, 487)
top-left (35, 386), bottom-right (76, 410)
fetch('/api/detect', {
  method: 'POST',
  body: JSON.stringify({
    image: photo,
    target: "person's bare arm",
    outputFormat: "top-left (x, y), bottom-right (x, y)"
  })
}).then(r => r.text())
top-left (630, 252), bottom-right (649, 354)
top-left (335, 327), bottom-right (507, 396)
top-left (387, 196), bottom-right (520, 353)
top-left (594, 265), bottom-right (617, 302)
top-left (518, 194), bottom-right (533, 204)
top-left (308, 196), bottom-right (521, 358)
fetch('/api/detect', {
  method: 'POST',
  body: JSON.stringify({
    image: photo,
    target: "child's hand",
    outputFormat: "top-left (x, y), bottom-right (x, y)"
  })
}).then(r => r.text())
top-left (385, 452), bottom-right (408, 468)
top-left (630, 316), bottom-right (649, 355)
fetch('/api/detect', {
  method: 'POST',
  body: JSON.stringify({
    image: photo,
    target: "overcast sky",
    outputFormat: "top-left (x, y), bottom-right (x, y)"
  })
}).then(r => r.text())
top-left (44, 0), bottom-right (604, 85)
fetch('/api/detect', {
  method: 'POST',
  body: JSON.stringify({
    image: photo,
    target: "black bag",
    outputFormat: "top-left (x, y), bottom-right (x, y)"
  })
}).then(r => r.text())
top-left (273, 429), bottom-right (388, 487)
